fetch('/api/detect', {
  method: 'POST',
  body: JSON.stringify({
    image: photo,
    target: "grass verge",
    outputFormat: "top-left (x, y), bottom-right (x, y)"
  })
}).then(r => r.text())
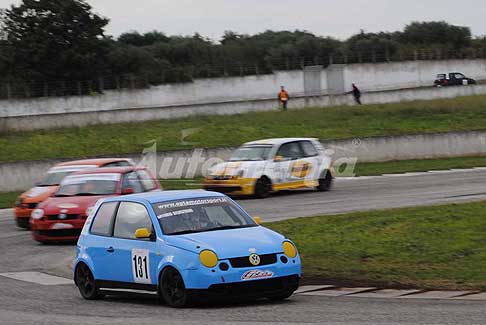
top-left (266, 201), bottom-right (486, 290)
top-left (0, 192), bottom-right (21, 209)
top-left (3, 95), bottom-right (486, 163)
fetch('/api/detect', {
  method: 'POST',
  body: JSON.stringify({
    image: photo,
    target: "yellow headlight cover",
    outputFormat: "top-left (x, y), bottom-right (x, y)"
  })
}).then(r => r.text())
top-left (282, 241), bottom-right (297, 258)
top-left (199, 250), bottom-right (218, 268)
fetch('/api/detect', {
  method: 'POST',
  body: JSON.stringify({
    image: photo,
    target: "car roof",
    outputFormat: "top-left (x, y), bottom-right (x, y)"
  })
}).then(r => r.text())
top-left (243, 138), bottom-right (318, 146)
top-left (54, 158), bottom-right (131, 168)
top-left (70, 166), bottom-right (142, 175)
top-left (104, 190), bottom-right (226, 205)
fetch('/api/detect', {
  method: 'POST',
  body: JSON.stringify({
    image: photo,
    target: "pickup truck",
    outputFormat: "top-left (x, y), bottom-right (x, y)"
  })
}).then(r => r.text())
top-left (434, 72), bottom-right (476, 87)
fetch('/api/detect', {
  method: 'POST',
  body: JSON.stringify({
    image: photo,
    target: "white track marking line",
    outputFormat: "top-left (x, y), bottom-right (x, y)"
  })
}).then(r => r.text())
top-left (295, 285), bottom-right (335, 294)
top-left (398, 290), bottom-right (477, 299)
top-left (300, 287), bottom-right (376, 297)
top-left (0, 272), bottom-right (73, 285)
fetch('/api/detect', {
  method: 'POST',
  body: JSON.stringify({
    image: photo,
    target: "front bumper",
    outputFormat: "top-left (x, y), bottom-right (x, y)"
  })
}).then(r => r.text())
top-left (15, 207), bottom-right (34, 219)
top-left (206, 275), bottom-right (299, 298)
top-left (181, 253), bottom-right (302, 290)
top-left (30, 218), bottom-right (87, 242)
top-left (203, 178), bottom-right (256, 196)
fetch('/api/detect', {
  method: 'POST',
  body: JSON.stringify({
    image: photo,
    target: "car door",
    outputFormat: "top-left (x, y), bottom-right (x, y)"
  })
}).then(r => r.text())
top-left (109, 201), bottom-right (158, 285)
top-left (273, 141), bottom-right (303, 186)
top-left (86, 201), bottom-right (119, 281)
top-left (296, 140), bottom-right (320, 184)
top-left (454, 73), bottom-right (467, 85)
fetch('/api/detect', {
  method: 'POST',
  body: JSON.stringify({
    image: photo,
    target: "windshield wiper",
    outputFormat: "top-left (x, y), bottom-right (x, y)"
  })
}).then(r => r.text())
top-left (168, 230), bottom-right (203, 236)
top-left (75, 192), bottom-right (103, 196)
top-left (203, 225), bottom-right (252, 232)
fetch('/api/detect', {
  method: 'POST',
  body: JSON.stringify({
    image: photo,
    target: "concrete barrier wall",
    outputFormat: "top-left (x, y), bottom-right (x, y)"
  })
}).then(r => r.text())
top-left (0, 70), bottom-right (305, 118)
top-left (343, 59), bottom-right (486, 92)
top-left (3, 130), bottom-right (486, 192)
top-left (2, 59), bottom-right (486, 123)
top-left (3, 84), bottom-right (486, 132)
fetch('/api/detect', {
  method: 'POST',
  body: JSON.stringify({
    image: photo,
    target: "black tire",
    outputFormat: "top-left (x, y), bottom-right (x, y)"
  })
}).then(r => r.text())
top-left (267, 290), bottom-right (294, 301)
top-left (159, 268), bottom-right (191, 308)
top-left (254, 177), bottom-right (272, 199)
top-left (316, 170), bottom-right (333, 192)
top-left (75, 263), bottom-right (101, 300)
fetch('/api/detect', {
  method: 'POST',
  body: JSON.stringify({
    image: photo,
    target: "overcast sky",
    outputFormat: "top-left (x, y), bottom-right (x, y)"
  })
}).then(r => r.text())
top-left (2, 0), bottom-right (486, 41)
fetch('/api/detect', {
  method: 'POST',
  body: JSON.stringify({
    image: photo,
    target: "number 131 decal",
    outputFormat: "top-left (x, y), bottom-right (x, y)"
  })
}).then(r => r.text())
top-left (131, 249), bottom-right (152, 284)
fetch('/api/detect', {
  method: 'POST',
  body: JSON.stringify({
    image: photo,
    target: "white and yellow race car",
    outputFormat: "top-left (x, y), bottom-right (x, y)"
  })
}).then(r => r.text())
top-left (204, 138), bottom-right (333, 198)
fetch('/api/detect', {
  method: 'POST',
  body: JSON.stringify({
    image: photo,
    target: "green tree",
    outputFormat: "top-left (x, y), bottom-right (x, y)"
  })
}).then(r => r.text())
top-left (401, 21), bottom-right (472, 49)
top-left (345, 30), bottom-right (399, 61)
top-left (118, 30), bottom-right (169, 47)
top-left (4, 0), bottom-right (109, 82)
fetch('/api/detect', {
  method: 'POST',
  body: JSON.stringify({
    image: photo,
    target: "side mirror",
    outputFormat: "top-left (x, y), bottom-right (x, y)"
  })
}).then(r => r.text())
top-left (274, 155), bottom-right (284, 162)
top-left (122, 187), bottom-right (134, 195)
top-left (134, 227), bottom-right (152, 239)
top-left (253, 216), bottom-right (262, 225)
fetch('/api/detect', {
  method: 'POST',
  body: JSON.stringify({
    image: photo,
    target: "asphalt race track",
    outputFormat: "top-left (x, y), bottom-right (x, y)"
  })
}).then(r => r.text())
top-left (239, 168), bottom-right (486, 221)
top-left (2, 168), bottom-right (486, 324)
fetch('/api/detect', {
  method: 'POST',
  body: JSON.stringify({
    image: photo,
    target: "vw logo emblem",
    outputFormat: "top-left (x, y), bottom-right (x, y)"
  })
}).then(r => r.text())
top-left (58, 213), bottom-right (67, 220)
top-left (249, 253), bottom-right (261, 266)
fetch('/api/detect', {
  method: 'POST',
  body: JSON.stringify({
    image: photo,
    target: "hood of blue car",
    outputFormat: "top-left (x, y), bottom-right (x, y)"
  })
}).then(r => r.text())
top-left (164, 226), bottom-right (285, 259)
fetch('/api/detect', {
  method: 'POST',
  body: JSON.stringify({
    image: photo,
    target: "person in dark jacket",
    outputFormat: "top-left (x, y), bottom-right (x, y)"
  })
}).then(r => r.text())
top-left (351, 83), bottom-right (362, 105)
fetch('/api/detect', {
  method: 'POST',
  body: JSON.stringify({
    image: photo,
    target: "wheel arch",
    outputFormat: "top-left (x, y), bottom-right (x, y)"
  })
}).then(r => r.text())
top-left (73, 259), bottom-right (95, 286)
top-left (259, 174), bottom-right (272, 183)
top-left (156, 262), bottom-right (187, 287)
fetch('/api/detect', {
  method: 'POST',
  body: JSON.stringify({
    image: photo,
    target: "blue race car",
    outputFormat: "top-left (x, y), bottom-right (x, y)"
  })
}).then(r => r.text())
top-left (74, 190), bottom-right (301, 307)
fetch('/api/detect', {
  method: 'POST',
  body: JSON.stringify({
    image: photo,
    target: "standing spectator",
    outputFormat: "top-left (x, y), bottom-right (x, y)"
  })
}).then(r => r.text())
top-left (351, 83), bottom-right (362, 105)
top-left (278, 86), bottom-right (290, 111)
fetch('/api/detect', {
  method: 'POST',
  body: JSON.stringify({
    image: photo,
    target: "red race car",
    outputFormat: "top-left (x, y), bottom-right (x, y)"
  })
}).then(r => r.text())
top-left (14, 158), bottom-right (134, 229)
top-left (30, 166), bottom-right (160, 243)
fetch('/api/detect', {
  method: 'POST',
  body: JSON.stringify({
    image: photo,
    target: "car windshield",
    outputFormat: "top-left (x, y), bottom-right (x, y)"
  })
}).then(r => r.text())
top-left (153, 197), bottom-right (257, 235)
top-left (229, 145), bottom-right (272, 161)
top-left (56, 173), bottom-right (120, 197)
top-left (39, 165), bottom-right (98, 186)
top-left (39, 171), bottom-right (72, 186)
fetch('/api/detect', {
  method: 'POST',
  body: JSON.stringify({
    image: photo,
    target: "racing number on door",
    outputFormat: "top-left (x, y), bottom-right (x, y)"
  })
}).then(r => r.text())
top-left (131, 249), bottom-right (152, 284)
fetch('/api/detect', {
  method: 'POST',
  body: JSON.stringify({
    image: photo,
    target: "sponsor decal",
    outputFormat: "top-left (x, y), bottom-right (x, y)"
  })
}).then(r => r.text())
top-left (158, 208), bottom-right (194, 219)
top-left (249, 253), bottom-right (261, 266)
top-left (290, 161), bottom-right (312, 178)
top-left (156, 197), bottom-right (228, 211)
top-left (49, 165), bottom-right (97, 173)
top-left (241, 270), bottom-right (274, 281)
top-left (62, 173), bottom-right (120, 185)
